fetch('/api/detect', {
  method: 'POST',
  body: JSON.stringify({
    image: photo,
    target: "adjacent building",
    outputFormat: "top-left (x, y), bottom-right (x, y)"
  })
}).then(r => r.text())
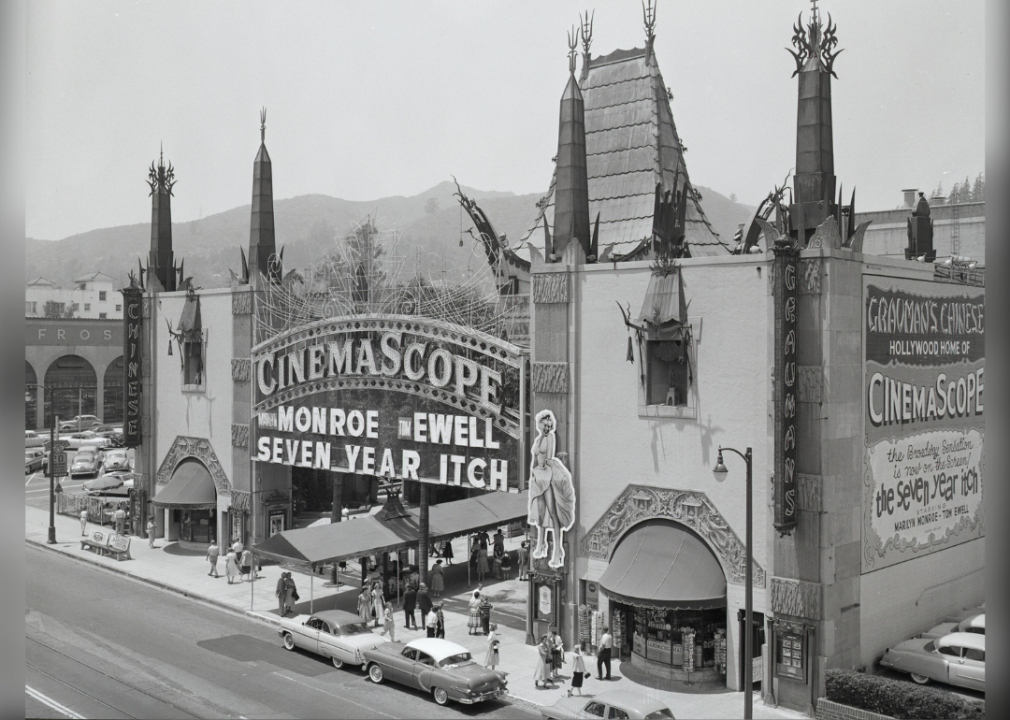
top-left (26, 272), bottom-right (122, 319)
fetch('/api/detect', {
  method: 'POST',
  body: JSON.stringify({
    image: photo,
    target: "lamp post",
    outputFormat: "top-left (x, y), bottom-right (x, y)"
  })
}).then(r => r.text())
top-left (714, 446), bottom-right (753, 720)
top-left (27, 383), bottom-right (59, 544)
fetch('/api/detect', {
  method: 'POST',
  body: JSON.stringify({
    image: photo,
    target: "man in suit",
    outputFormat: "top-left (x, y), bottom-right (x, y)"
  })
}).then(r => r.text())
top-left (403, 583), bottom-right (418, 629)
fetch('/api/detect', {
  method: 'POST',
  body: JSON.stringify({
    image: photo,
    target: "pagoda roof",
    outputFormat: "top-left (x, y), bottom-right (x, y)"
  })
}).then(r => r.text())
top-left (519, 46), bottom-right (727, 259)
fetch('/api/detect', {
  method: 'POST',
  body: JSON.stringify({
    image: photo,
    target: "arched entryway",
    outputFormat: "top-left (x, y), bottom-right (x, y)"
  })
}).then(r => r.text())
top-left (25, 360), bottom-right (38, 429)
top-left (103, 356), bottom-right (124, 424)
top-left (152, 458), bottom-right (218, 549)
top-left (599, 518), bottom-right (729, 686)
top-left (44, 354), bottom-right (98, 425)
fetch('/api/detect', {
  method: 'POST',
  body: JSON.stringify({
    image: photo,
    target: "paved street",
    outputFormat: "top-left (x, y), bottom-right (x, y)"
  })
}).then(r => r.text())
top-left (25, 544), bottom-right (539, 719)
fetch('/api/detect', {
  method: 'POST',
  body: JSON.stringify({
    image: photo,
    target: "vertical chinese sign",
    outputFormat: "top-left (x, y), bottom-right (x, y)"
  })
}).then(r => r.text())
top-left (861, 277), bottom-right (984, 572)
top-left (772, 245), bottom-right (799, 534)
top-left (122, 287), bottom-right (143, 447)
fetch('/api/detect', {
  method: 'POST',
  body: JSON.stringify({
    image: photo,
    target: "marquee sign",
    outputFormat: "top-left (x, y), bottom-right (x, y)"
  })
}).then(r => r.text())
top-left (861, 278), bottom-right (985, 572)
top-left (121, 287), bottom-right (143, 448)
top-left (251, 315), bottom-right (525, 490)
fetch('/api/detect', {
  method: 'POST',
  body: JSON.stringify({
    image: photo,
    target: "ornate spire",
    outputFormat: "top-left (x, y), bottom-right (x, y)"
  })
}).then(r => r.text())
top-left (643, 0), bottom-right (656, 63)
top-left (553, 30), bottom-right (592, 261)
top-left (579, 10), bottom-right (594, 84)
top-left (249, 107), bottom-right (279, 283)
top-left (147, 144), bottom-right (178, 291)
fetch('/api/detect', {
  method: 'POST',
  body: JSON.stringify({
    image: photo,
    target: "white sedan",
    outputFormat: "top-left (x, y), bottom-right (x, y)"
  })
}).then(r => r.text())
top-left (278, 609), bottom-right (387, 669)
top-left (880, 631), bottom-right (984, 691)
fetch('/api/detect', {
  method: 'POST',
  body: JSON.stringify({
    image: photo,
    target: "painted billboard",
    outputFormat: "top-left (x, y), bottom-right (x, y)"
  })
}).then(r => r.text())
top-left (861, 276), bottom-right (984, 572)
top-left (251, 315), bottom-right (525, 491)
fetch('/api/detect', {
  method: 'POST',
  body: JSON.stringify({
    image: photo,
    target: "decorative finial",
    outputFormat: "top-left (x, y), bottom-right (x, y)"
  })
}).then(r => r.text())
top-left (580, 10), bottom-right (594, 56)
top-left (147, 145), bottom-right (176, 197)
top-left (260, 106), bottom-right (267, 144)
top-left (810, 0), bottom-right (820, 25)
top-left (567, 25), bottom-right (579, 74)
top-left (787, 4), bottom-right (842, 78)
top-left (642, 0), bottom-right (656, 54)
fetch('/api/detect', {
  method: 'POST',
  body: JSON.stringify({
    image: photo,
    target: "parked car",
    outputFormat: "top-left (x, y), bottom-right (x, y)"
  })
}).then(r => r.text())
top-left (25, 448), bottom-right (46, 474)
top-left (79, 437), bottom-right (113, 453)
top-left (364, 638), bottom-right (507, 706)
top-left (541, 690), bottom-right (676, 720)
top-left (59, 415), bottom-right (102, 432)
top-left (923, 613), bottom-right (985, 639)
top-left (59, 431), bottom-right (97, 450)
top-left (879, 631), bottom-right (984, 692)
top-left (101, 448), bottom-right (131, 474)
top-left (278, 610), bottom-right (387, 669)
top-left (25, 430), bottom-right (46, 449)
top-left (70, 449), bottom-right (102, 478)
top-left (83, 471), bottom-right (136, 495)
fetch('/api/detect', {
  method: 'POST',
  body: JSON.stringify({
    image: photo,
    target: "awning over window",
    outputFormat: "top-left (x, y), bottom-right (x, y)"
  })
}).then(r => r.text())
top-left (637, 268), bottom-right (687, 331)
top-left (253, 491), bottom-right (529, 567)
top-left (599, 521), bottom-right (726, 610)
top-left (152, 460), bottom-right (217, 509)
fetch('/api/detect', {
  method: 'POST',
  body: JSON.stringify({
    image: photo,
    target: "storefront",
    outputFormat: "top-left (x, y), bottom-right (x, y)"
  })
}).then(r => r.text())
top-left (152, 458), bottom-right (218, 549)
top-left (598, 520), bottom-right (729, 685)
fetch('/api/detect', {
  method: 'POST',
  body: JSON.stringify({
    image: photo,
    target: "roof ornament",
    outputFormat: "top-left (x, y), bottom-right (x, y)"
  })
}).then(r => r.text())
top-left (579, 10), bottom-right (594, 82)
top-left (260, 106), bottom-right (267, 144)
top-left (567, 25), bottom-right (579, 75)
top-left (147, 143), bottom-right (176, 197)
top-left (642, 0), bottom-right (656, 62)
top-left (787, 1), bottom-right (842, 78)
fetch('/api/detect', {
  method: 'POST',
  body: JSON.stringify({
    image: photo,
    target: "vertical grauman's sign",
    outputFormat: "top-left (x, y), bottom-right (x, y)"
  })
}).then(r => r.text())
top-left (861, 277), bottom-right (985, 572)
top-left (772, 245), bottom-right (799, 534)
top-left (121, 287), bottom-right (143, 447)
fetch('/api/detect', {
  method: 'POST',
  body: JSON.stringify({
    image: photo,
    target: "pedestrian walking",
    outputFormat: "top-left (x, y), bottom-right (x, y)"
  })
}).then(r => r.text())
top-left (534, 634), bottom-right (553, 688)
top-left (467, 591), bottom-right (482, 635)
top-left (435, 604), bottom-right (445, 639)
top-left (114, 504), bottom-right (126, 534)
top-left (442, 539), bottom-right (454, 565)
top-left (500, 549), bottom-right (512, 580)
top-left (240, 548), bottom-right (253, 582)
top-left (430, 560), bottom-right (445, 598)
top-left (484, 624), bottom-right (500, 669)
top-left (225, 549), bottom-right (240, 584)
top-left (276, 573), bottom-right (287, 614)
top-left (479, 594), bottom-right (494, 635)
top-left (206, 539), bottom-right (220, 577)
top-left (476, 545), bottom-right (489, 583)
top-left (492, 528), bottom-right (505, 556)
top-left (493, 545), bottom-right (504, 579)
top-left (283, 572), bottom-right (299, 615)
top-left (597, 626), bottom-right (613, 680)
top-left (551, 629), bottom-right (564, 680)
top-left (568, 645), bottom-right (587, 696)
top-left (402, 583), bottom-right (418, 629)
top-left (357, 586), bottom-right (371, 622)
top-left (146, 518), bottom-right (156, 548)
top-left (517, 541), bottom-right (529, 581)
top-left (425, 605), bottom-right (438, 638)
top-left (371, 581), bottom-right (385, 627)
top-left (379, 605), bottom-right (396, 642)
top-left (80, 508), bottom-right (88, 536)
top-left (417, 582), bottom-right (432, 619)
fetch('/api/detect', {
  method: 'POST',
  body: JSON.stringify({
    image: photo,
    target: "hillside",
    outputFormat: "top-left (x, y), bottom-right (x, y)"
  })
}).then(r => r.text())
top-left (25, 182), bottom-right (754, 289)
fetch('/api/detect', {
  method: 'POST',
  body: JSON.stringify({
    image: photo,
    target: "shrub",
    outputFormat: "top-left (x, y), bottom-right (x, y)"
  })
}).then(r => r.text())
top-left (825, 669), bottom-right (984, 720)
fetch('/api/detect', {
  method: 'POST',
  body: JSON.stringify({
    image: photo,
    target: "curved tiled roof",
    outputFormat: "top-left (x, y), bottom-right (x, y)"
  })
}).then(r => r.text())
top-left (520, 47), bottom-right (728, 259)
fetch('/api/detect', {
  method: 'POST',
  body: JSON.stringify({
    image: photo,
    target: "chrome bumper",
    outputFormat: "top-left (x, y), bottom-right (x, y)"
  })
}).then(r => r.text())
top-left (458, 689), bottom-right (505, 704)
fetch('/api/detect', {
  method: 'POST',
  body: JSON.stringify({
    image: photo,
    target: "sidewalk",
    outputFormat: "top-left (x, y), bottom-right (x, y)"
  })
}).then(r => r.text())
top-left (25, 504), bottom-right (806, 719)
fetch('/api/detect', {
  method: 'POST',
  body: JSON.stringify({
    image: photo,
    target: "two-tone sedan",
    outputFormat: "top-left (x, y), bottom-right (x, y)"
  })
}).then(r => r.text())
top-left (25, 448), bottom-right (45, 475)
top-left (101, 448), bottom-right (131, 474)
top-left (879, 631), bottom-right (984, 691)
top-left (70, 449), bottom-right (102, 478)
top-left (278, 609), bottom-right (387, 669)
top-left (364, 638), bottom-right (508, 706)
top-left (541, 690), bottom-right (675, 720)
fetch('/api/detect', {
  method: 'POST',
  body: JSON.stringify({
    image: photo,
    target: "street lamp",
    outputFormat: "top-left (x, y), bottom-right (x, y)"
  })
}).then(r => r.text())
top-left (714, 446), bottom-right (753, 720)
top-left (26, 383), bottom-right (59, 544)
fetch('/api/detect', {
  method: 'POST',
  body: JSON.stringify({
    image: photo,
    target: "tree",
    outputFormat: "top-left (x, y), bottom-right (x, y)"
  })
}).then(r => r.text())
top-left (43, 300), bottom-right (74, 319)
top-left (972, 173), bottom-right (984, 202)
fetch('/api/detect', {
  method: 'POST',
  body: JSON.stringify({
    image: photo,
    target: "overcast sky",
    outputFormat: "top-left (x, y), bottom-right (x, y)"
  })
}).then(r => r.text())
top-left (25, 0), bottom-right (985, 241)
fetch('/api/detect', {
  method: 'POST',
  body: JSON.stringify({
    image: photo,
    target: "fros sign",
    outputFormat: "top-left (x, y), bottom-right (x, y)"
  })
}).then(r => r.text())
top-left (251, 316), bottom-right (525, 491)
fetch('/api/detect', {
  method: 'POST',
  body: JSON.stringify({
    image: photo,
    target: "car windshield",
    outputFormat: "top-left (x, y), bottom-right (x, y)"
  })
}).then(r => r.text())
top-left (339, 622), bottom-right (372, 635)
top-left (438, 652), bottom-right (472, 668)
top-left (645, 711), bottom-right (675, 720)
top-left (924, 641), bottom-right (936, 652)
top-left (75, 453), bottom-right (95, 461)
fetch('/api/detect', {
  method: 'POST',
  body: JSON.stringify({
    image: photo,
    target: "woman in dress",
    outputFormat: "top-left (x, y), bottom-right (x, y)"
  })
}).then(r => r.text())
top-left (492, 545), bottom-right (504, 579)
top-left (517, 541), bottom-right (529, 581)
top-left (568, 645), bottom-right (586, 697)
top-left (467, 591), bottom-right (482, 635)
top-left (239, 548), bottom-right (252, 582)
top-left (534, 635), bottom-right (553, 688)
top-left (442, 539), bottom-right (454, 565)
top-left (527, 409), bottom-right (576, 568)
top-left (484, 624), bottom-right (500, 670)
top-left (476, 544), bottom-right (490, 583)
top-left (379, 605), bottom-right (396, 642)
top-left (357, 586), bottom-right (370, 622)
top-left (283, 573), bottom-right (299, 615)
top-left (435, 604), bottom-right (446, 639)
top-left (371, 581), bottom-right (385, 628)
top-left (551, 629), bottom-right (565, 680)
top-left (225, 549), bottom-right (240, 584)
top-left (430, 559), bottom-right (445, 598)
